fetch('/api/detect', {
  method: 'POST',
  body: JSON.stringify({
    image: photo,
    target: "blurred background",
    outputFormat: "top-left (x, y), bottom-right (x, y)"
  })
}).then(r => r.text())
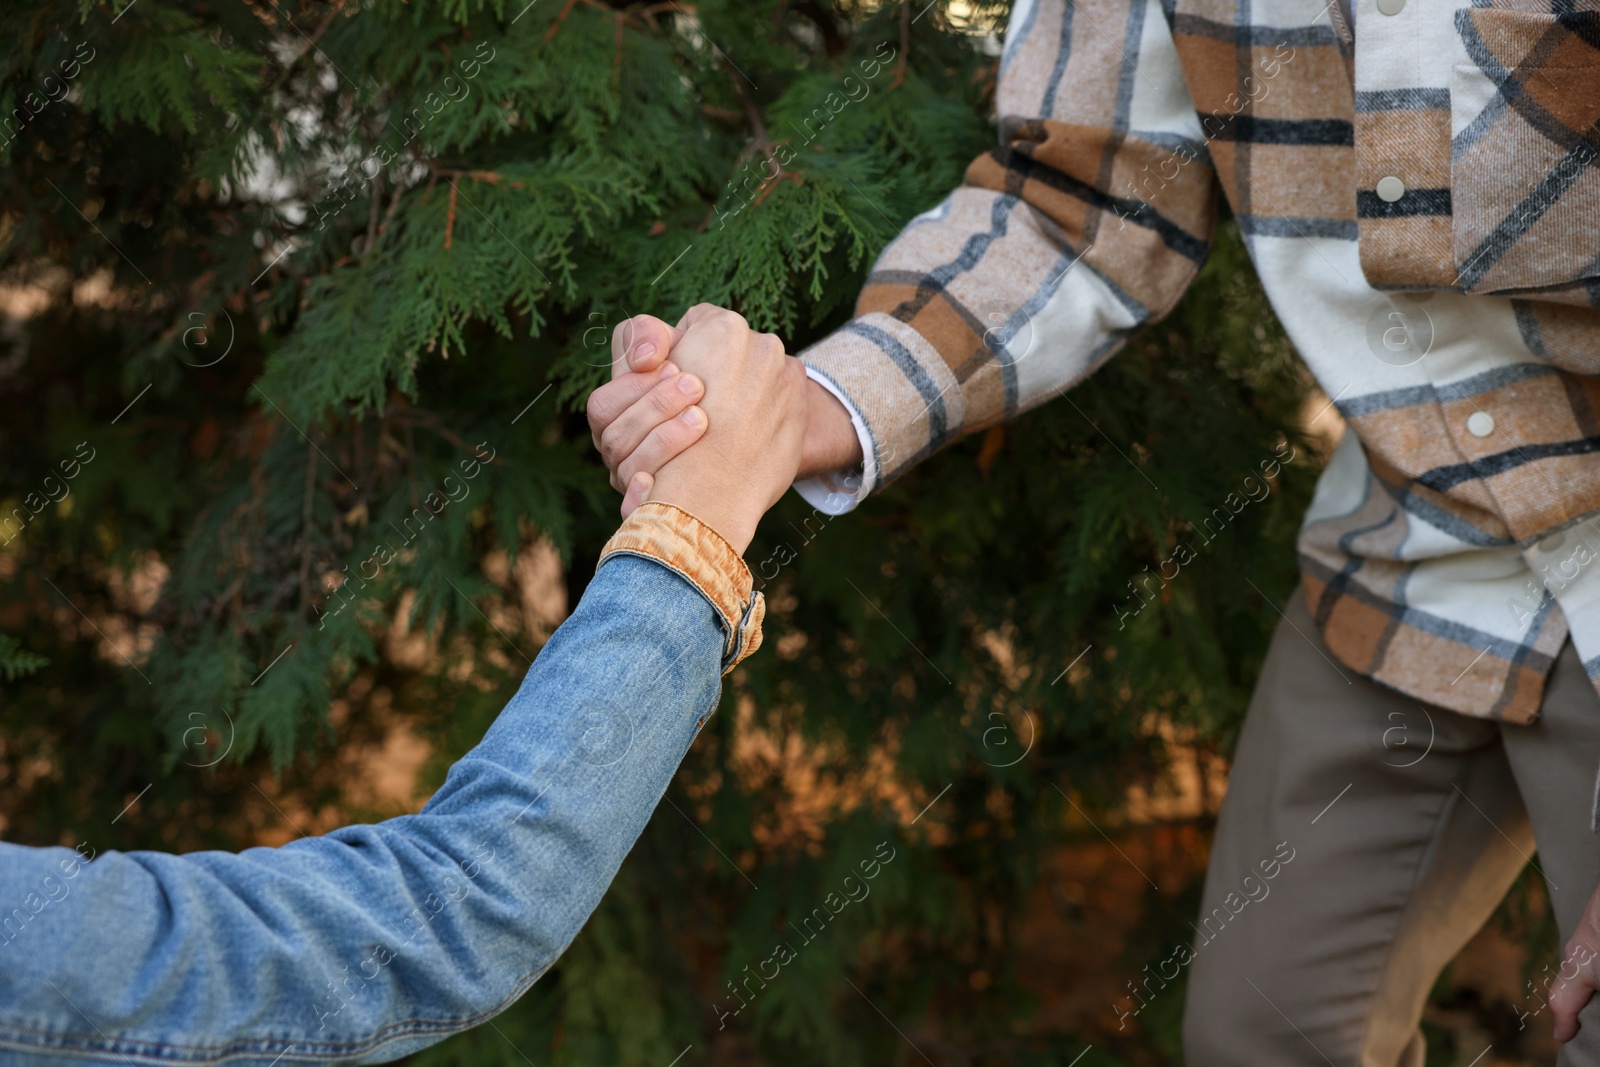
top-left (0, 1), bottom-right (1562, 1064)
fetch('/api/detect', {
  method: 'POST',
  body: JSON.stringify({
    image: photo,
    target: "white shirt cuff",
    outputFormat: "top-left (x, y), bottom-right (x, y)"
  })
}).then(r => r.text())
top-left (792, 367), bottom-right (877, 516)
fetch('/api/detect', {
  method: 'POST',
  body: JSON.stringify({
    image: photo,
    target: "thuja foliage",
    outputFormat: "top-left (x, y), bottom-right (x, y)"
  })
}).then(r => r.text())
top-left (0, 1), bottom-right (1315, 1064)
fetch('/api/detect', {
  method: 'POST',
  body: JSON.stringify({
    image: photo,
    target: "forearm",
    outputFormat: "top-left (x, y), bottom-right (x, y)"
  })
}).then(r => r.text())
top-left (795, 0), bottom-right (1216, 509)
top-left (0, 511), bottom-right (760, 1064)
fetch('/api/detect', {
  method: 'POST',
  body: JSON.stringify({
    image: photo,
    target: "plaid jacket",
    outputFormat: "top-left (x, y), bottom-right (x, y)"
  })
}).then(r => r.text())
top-left (797, 0), bottom-right (1600, 723)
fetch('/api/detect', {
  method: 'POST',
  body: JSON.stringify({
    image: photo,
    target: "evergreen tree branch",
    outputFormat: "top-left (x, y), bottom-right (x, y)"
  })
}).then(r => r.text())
top-left (299, 440), bottom-right (317, 614)
top-left (266, 3), bottom-right (346, 95)
top-left (729, 65), bottom-right (773, 159)
top-left (893, 0), bottom-right (911, 87)
top-left (365, 171), bottom-right (382, 259)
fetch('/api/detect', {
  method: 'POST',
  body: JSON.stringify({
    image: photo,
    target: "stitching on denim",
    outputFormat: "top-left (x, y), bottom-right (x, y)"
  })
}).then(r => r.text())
top-left (0, 967), bottom-right (548, 1063)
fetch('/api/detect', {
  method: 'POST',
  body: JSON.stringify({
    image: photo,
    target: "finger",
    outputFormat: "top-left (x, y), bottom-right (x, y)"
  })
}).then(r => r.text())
top-left (616, 406), bottom-right (708, 488)
top-left (674, 304), bottom-right (707, 332)
top-left (611, 315), bottom-right (681, 379)
top-left (1551, 962), bottom-right (1596, 1042)
top-left (675, 303), bottom-right (747, 334)
top-left (589, 361), bottom-right (681, 448)
top-left (598, 370), bottom-right (704, 470)
top-left (621, 470), bottom-right (654, 518)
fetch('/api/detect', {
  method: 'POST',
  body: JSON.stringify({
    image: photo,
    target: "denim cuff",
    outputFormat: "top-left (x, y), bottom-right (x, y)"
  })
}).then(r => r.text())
top-left (597, 501), bottom-right (765, 674)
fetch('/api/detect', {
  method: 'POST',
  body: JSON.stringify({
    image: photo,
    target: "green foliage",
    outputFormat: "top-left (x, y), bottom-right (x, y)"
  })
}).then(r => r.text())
top-left (0, 1), bottom-right (1327, 1064)
top-left (0, 633), bottom-right (48, 680)
top-left (74, 6), bottom-right (261, 135)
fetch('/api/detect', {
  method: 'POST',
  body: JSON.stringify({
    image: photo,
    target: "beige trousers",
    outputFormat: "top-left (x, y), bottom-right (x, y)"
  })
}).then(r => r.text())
top-left (1182, 586), bottom-right (1600, 1066)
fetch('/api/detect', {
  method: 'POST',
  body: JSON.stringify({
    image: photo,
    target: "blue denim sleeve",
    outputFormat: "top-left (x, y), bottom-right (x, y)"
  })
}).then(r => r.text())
top-left (0, 554), bottom-right (726, 1065)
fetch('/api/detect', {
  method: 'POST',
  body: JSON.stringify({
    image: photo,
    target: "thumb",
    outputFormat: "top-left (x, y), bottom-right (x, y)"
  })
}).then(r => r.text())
top-left (611, 315), bottom-right (683, 379)
top-left (1551, 946), bottom-right (1599, 1042)
top-left (620, 470), bottom-right (654, 518)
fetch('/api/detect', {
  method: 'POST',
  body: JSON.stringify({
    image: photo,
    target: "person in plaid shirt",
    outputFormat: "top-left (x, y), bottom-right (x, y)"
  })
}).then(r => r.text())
top-left (587, 0), bottom-right (1600, 1059)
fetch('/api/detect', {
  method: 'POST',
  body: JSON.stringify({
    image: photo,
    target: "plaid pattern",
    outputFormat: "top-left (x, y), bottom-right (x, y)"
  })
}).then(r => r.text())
top-left (798, 0), bottom-right (1600, 723)
top-left (1447, 7), bottom-right (1600, 302)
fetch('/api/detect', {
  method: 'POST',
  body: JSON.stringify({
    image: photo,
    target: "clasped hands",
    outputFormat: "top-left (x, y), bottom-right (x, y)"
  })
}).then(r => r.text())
top-left (585, 305), bottom-right (861, 553)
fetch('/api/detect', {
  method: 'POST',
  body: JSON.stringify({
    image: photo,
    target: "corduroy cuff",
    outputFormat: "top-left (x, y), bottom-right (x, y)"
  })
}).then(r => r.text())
top-left (596, 501), bottom-right (765, 674)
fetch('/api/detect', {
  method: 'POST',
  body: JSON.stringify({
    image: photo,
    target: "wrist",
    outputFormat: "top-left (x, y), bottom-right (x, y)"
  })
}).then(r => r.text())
top-left (648, 465), bottom-right (760, 555)
top-left (797, 378), bottom-right (864, 479)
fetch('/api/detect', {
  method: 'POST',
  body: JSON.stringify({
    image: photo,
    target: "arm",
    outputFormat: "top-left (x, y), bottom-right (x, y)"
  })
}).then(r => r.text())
top-left (0, 315), bottom-right (802, 1065)
top-left (796, 0), bottom-right (1219, 509)
top-left (591, 0), bottom-right (1218, 512)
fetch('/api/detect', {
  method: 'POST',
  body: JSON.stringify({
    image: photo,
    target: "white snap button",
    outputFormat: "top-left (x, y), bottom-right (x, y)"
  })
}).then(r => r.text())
top-left (1542, 532), bottom-right (1567, 553)
top-left (1467, 411), bottom-right (1495, 438)
top-left (1377, 0), bottom-right (1405, 14)
top-left (1376, 176), bottom-right (1406, 203)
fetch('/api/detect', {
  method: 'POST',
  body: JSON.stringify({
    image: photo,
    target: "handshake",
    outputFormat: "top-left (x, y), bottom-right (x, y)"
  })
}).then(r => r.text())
top-left (585, 305), bottom-right (863, 553)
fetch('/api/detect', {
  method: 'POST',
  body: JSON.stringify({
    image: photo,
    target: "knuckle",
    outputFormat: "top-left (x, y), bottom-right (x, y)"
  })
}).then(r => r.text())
top-left (591, 383), bottom-right (632, 425)
top-left (598, 431), bottom-right (621, 468)
top-left (655, 418), bottom-right (693, 452)
top-left (708, 306), bottom-right (746, 331)
top-left (648, 382), bottom-right (682, 417)
top-left (620, 441), bottom-right (659, 483)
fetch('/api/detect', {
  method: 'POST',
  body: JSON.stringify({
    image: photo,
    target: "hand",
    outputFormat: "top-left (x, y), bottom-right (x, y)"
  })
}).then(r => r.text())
top-left (630, 305), bottom-right (809, 553)
top-left (585, 313), bottom-right (708, 514)
top-left (586, 310), bottom-right (862, 515)
top-left (1550, 884), bottom-right (1600, 1041)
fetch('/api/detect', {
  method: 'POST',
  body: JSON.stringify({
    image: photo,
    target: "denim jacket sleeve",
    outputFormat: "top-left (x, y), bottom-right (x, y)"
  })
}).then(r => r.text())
top-left (0, 502), bottom-right (764, 1065)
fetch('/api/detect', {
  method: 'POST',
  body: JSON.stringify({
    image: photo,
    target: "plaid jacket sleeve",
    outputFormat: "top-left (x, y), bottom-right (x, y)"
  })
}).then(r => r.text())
top-left (798, 0), bottom-right (1218, 506)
